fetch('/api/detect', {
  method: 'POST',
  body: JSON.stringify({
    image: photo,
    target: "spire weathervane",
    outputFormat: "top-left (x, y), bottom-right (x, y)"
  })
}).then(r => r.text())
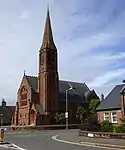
top-left (24, 70), bottom-right (26, 76)
top-left (47, 3), bottom-right (49, 11)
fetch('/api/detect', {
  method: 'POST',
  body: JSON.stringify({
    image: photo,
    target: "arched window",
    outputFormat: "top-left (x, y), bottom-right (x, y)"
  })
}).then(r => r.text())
top-left (20, 86), bottom-right (27, 106)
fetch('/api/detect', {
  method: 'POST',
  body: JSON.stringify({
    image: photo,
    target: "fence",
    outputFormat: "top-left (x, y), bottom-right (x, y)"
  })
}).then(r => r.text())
top-left (3, 124), bottom-right (78, 132)
top-left (79, 130), bottom-right (125, 139)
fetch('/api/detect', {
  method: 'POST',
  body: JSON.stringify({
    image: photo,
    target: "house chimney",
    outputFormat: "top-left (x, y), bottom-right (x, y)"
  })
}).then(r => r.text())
top-left (101, 93), bottom-right (104, 101)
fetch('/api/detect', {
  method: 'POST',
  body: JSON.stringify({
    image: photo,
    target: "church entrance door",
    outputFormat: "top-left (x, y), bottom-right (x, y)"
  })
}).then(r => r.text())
top-left (30, 109), bottom-right (35, 125)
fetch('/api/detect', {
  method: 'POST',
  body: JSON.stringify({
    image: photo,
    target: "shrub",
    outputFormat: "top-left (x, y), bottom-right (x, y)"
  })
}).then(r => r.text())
top-left (87, 117), bottom-right (100, 131)
top-left (55, 112), bottom-right (65, 124)
top-left (113, 117), bottom-right (125, 133)
top-left (100, 120), bottom-right (113, 132)
top-left (114, 124), bottom-right (125, 133)
top-left (120, 117), bottom-right (125, 124)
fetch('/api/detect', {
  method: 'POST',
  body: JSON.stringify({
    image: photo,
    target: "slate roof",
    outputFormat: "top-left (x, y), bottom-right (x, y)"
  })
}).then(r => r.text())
top-left (8, 106), bottom-right (16, 115)
top-left (96, 84), bottom-right (125, 111)
top-left (25, 75), bottom-right (93, 103)
top-left (59, 80), bottom-right (90, 102)
top-left (0, 105), bottom-right (14, 125)
top-left (26, 76), bottom-right (38, 92)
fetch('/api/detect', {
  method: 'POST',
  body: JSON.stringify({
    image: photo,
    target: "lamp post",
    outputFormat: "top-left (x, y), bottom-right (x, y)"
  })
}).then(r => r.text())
top-left (65, 84), bottom-right (75, 130)
top-left (121, 80), bottom-right (125, 116)
top-left (0, 114), bottom-right (3, 127)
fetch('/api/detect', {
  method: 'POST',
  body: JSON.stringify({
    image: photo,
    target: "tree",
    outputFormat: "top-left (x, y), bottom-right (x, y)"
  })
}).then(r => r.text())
top-left (76, 98), bottom-right (100, 131)
top-left (86, 99), bottom-right (100, 131)
top-left (76, 106), bottom-right (85, 124)
top-left (89, 99), bottom-right (100, 112)
top-left (88, 99), bottom-right (100, 119)
top-left (55, 112), bottom-right (65, 124)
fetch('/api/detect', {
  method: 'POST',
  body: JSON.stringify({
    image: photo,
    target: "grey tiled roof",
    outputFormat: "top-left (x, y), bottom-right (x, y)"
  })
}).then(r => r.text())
top-left (59, 80), bottom-right (90, 102)
top-left (97, 84), bottom-right (125, 111)
top-left (0, 105), bottom-right (13, 124)
top-left (26, 76), bottom-right (38, 92)
top-left (8, 106), bottom-right (15, 114)
top-left (25, 75), bottom-right (92, 102)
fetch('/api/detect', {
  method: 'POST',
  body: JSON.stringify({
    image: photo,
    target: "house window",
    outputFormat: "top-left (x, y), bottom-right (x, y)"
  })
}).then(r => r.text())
top-left (111, 112), bottom-right (117, 123)
top-left (104, 112), bottom-right (109, 121)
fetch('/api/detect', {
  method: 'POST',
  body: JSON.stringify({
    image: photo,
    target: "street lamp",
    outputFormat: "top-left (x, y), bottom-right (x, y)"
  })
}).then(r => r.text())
top-left (121, 80), bottom-right (125, 116)
top-left (0, 114), bottom-right (3, 127)
top-left (65, 83), bottom-right (75, 130)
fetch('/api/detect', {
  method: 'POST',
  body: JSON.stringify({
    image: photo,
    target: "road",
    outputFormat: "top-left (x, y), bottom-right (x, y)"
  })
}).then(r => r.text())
top-left (0, 130), bottom-right (108, 150)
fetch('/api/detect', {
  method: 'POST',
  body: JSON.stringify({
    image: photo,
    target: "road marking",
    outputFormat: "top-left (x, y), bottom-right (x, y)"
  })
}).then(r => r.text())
top-left (0, 143), bottom-right (27, 150)
top-left (52, 135), bottom-right (124, 150)
top-left (11, 143), bottom-right (27, 150)
top-left (6, 132), bottom-right (27, 135)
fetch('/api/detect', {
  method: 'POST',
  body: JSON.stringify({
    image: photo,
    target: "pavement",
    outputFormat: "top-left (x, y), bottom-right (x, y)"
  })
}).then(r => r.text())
top-left (53, 130), bottom-right (125, 150)
top-left (0, 130), bottom-right (109, 150)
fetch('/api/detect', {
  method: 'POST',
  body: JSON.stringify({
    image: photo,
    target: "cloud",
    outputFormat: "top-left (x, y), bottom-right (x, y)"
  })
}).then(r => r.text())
top-left (88, 69), bottom-right (125, 87)
top-left (0, 39), bottom-right (4, 43)
top-left (54, 0), bottom-right (125, 98)
top-left (0, 0), bottom-right (125, 104)
top-left (20, 10), bottom-right (29, 20)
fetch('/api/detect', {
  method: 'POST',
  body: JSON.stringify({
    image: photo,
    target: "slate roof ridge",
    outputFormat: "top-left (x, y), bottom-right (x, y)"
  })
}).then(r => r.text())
top-left (119, 84), bottom-right (125, 93)
top-left (60, 80), bottom-right (88, 85)
top-left (25, 75), bottom-right (37, 78)
top-left (23, 75), bottom-right (93, 101)
top-left (104, 84), bottom-right (125, 98)
top-left (25, 76), bottom-right (88, 86)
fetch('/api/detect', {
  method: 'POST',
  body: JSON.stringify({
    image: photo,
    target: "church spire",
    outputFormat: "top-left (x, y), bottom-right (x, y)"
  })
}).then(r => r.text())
top-left (40, 7), bottom-right (56, 50)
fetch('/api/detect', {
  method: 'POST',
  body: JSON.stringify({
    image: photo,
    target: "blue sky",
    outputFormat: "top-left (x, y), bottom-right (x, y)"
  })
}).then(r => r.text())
top-left (0, 0), bottom-right (125, 105)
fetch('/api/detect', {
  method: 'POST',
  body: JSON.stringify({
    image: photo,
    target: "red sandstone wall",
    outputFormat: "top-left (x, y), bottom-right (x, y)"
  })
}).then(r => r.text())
top-left (120, 94), bottom-right (125, 117)
top-left (14, 76), bottom-right (32, 125)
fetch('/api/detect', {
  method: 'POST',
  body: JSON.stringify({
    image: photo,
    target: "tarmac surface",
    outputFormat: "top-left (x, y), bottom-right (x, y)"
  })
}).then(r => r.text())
top-left (0, 129), bottom-right (123, 150)
top-left (58, 131), bottom-right (125, 146)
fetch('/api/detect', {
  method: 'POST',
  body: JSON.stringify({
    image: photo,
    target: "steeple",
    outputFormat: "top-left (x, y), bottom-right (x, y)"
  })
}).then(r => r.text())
top-left (40, 7), bottom-right (56, 50)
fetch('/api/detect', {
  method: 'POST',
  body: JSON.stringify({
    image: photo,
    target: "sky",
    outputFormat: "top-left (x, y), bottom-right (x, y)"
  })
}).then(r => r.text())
top-left (0, 0), bottom-right (125, 105)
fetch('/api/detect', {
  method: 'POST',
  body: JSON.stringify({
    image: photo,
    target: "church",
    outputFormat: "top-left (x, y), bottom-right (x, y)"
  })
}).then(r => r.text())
top-left (12, 9), bottom-right (99, 126)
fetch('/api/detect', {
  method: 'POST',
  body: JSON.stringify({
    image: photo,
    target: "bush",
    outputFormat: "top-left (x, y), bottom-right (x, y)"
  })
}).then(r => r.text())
top-left (114, 124), bottom-right (125, 133)
top-left (55, 112), bottom-right (65, 124)
top-left (87, 117), bottom-right (100, 132)
top-left (113, 117), bottom-right (125, 133)
top-left (100, 120), bottom-right (113, 132)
